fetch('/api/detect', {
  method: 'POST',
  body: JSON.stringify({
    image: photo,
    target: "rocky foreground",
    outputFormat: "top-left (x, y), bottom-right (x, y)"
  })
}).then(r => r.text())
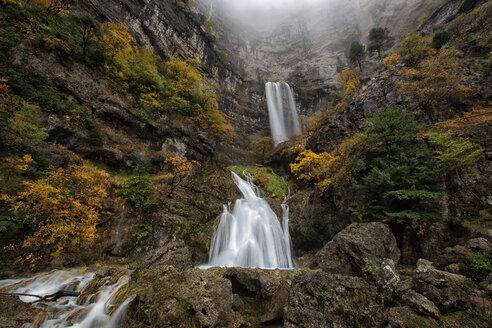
top-left (1, 222), bottom-right (491, 328)
top-left (118, 222), bottom-right (492, 327)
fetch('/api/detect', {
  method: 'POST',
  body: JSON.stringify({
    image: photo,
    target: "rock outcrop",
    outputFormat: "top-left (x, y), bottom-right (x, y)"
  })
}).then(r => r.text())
top-left (311, 222), bottom-right (400, 276)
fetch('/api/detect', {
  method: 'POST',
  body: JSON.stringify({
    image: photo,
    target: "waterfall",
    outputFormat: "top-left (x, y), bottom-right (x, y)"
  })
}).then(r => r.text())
top-left (202, 172), bottom-right (295, 269)
top-left (265, 82), bottom-right (302, 145)
top-left (0, 269), bottom-right (133, 328)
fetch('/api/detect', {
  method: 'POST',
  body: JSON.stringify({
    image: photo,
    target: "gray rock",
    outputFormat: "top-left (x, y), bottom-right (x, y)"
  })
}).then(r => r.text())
top-left (387, 306), bottom-right (438, 328)
top-left (444, 263), bottom-right (461, 274)
top-left (402, 290), bottom-right (441, 318)
top-left (413, 258), bottom-right (477, 313)
top-left (312, 222), bottom-right (400, 276)
top-left (376, 258), bottom-right (401, 303)
top-left (284, 271), bottom-right (385, 328)
top-left (465, 237), bottom-right (490, 252)
top-left (395, 278), bottom-right (414, 297)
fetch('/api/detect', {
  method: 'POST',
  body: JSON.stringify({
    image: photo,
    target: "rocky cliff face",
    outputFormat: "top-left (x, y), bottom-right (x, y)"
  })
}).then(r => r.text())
top-left (86, 0), bottom-right (270, 144)
top-left (196, 0), bottom-right (434, 85)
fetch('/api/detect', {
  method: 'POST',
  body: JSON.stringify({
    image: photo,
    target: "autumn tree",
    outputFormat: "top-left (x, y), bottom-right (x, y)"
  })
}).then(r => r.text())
top-left (338, 69), bottom-right (361, 99)
top-left (252, 137), bottom-right (274, 164)
top-left (156, 156), bottom-right (198, 197)
top-left (290, 150), bottom-right (338, 192)
top-left (382, 53), bottom-right (401, 70)
top-left (349, 41), bottom-right (366, 71)
top-left (398, 48), bottom-right (471, 109)
top-left (100, 22), bottom-right (136, 59)
top-left (0, 81), bottom-right (47, 148)
top-left (368, 27), bottom-right (394, 59)
top-left (1, 163), bottom-right (111, 267)
top-left (396, 32), bottom-right (435, 66)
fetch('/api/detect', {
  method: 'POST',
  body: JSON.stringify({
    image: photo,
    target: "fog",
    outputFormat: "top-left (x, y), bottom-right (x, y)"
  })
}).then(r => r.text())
top-left (197, 0), bottom-right (338, 32)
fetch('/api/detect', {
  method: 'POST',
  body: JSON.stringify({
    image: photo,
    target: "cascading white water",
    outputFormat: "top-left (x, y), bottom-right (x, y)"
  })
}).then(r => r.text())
top-left (265, 82), bottom-right (302, 145)
top-left (203, 172), bottom-right (295, 269)
top-left (0, 269), bottom-right (133, 328)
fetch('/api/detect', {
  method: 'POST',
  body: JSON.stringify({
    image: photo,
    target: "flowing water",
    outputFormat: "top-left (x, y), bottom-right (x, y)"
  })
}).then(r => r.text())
top-left (0, 268), bottom-right (132, 328)
top-left (202, 172), bottom-right (295, 269)
top-left (265, 82), bottom-right (302, 145)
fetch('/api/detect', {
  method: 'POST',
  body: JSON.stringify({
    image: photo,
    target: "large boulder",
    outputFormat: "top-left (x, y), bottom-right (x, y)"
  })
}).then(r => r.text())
top-left (413, 259), bottom-right (477, 313)
top-left (311, 222), bottom-right (400, 276)
top-left (122, 266), bottom-right (295, 328)
top-left (284, 270), bottom-right (385, 328)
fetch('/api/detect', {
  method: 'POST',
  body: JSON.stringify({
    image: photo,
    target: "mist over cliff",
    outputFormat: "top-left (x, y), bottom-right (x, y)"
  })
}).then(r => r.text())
top-left (195, 0), bottom-right (434, 83)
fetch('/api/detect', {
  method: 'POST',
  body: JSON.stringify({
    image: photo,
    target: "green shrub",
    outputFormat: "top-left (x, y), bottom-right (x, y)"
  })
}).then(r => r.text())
top-left (466, 250), bottom-right (492, 282)
top-left (135, 222), bottom-right (153, 240)
top-left (121, 175), bottom-right (153, 208)
top-left (229, 165), bottom-right (288, 198)
top-left (432, 30), bottom-right (452, 50)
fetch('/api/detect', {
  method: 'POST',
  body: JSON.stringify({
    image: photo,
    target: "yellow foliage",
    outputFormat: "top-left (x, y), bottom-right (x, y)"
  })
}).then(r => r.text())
top-left (290, 133), bottom-right (367, 191)
top-left (166, 58), bottom-right (203, 98)
top-left (431, 106), bottom-right (492, 134)
top-left (398, 48), bottom-right (471, 107)
top-left (100, 22), bottom-right (136, 58)
top-left (382, 53), bottom-right (401, 70)
top-left (290, 150), bottom-right (338, 191)
top-left (155, 156), bottom-right (199, 196)
top-left (337, 69), bottom-right (361, 98)
top-left (3, 163), bottom-right (111, 265)
top-left (396, 32), bottom-right (435, 65)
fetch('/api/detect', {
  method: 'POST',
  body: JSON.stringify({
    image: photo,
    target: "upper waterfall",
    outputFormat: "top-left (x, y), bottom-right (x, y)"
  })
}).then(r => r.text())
top-left (265, 82), bottom-right (302, 145)
top-left (202, 172), bottom-right (295, 269)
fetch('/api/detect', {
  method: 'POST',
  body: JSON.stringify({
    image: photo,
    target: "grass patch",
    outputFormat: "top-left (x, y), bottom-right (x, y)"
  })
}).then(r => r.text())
top-left (228, 165), bottom-right (288, 198)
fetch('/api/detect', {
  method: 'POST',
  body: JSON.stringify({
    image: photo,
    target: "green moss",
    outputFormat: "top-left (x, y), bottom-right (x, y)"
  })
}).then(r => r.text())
top-left (228, 165), bottom-right (288, 198)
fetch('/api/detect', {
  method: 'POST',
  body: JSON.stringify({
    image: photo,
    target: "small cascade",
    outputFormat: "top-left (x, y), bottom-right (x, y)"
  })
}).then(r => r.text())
top-left (0, 268), bottom-right (133, 328)
top-left (202, 172), bottom-right (295, 269)
top-left (265, 82), bottom-right (302, 145)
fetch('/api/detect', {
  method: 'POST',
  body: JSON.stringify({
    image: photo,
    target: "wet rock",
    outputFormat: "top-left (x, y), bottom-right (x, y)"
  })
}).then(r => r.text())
top-left (444, 263), bottom-right (461, 274)
top-left (434, 245), bottom-right (471, 269)
top-left (312, 222), bottom-right (400, 276)
top-left (284, 271), bottom-right (385, 328)
top-left (401, 290), bottom-right (441, 318)
top-left (0, 295), bottom-right (41, 328)
top-left (413, 259), bottom-right (477, 313)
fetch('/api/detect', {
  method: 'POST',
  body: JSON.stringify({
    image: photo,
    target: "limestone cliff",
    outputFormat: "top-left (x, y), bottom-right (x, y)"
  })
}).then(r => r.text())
top-left (196, 0), bottom-right (435, 85)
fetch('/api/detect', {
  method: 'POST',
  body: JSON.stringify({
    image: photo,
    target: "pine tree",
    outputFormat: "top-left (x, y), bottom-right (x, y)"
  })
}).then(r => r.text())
top-left (351, 106), bottom-right (442, 223)
top-left (349, 41), bottom-right (366, 71)
top-left (367, 27), bottom-right (394, 59)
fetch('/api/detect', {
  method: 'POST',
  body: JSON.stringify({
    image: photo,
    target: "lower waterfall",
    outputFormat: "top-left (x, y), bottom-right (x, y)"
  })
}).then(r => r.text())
top-left (202, 172), bottom-right (295, 269)
top-left (265, 81), bottom-right (302, 145)
top-left (0, 268), bottom-right (133, 328)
